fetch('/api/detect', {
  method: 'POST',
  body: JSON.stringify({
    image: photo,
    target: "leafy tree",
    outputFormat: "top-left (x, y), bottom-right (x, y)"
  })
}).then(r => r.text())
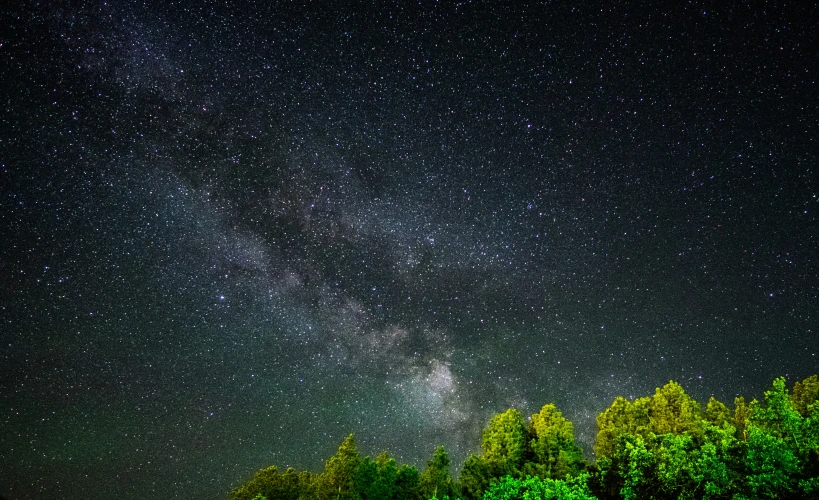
top-left (418, 445), bottom-right (457, 500)
top-left (704, 397), bottom-right (731, 427)
top-left (458, 453), bottom-right (501, 500)
top-left (647, 381), bottom-right (702, 437)
top-left (739, 376), bottom-right (819, 497)
top-left (317, 434), bottom-right (362, 500)
top-left (600, 433), bottom-right (656, 500)
top-left (654, 424), bottom-right (737, 500)
top-left (695, 423), bottom-right (739, 499)
top-left (482, 408), bottom-right (527, 474)
top-left (750, 378), bottom-right (803, 445)
top-left (355, 451), bottom-right (419, 500)
top-left (228, 466), bottom-right (315, 500)
top-left (742, 424), bottom-right (800, 498)
top-left (790, 374), bottom-right (819, 417)
top-left (594, 396), bottom-right (650, 458)
top-left (460, 403), bottom-right (586, 499)
top-left (458, 407), bottom-right (529, 499)
top-left (482, 474), bottom-right (597, 500)
top-left (355, 456), bottom-right (382, 500)
top-left (525, 403), bottom-right (585, 479)
top-left (596, 381), bottom-right (702, 460)
top-left (394, 462), bottom-right (420, 500)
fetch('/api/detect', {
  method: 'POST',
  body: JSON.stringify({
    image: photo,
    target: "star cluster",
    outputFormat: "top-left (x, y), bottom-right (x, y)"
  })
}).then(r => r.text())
top-left (1, 2), bottom-right (817, 499)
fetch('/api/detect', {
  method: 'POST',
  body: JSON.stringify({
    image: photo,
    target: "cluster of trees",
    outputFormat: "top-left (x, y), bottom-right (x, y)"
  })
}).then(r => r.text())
top-left (228, 374), bottom-right (819, 500)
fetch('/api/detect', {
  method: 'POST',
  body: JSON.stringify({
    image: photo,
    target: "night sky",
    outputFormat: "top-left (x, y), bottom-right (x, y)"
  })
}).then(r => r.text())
top-left (1, 1), bottom-right (817, 499)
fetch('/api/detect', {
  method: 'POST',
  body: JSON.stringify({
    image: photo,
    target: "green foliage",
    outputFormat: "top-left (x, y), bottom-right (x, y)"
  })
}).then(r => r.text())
top-left (482, 409), bottom-right (528, 473)
top-left (482, 474), bottom-right (597, 500)
top-left (597, 421), bottom-right (742, 500)
top-left (595, 382), bottom-right (739, 499)
top-left (647, 381), bottom-right (702, 438)
top-left (738, 376), bottom-right (819, 498)
top-left (743, 424), bottom-right (800, 497)
top-left (394, 462), bottom-right (421, 500)
top-left (654, 425), bottom-right (736, 500)
top-left (353, 451), bottom-right (421, 500)
top-left (594, 396), bottom-right (650, 458)
top-left (751, 378), bottom-right (803, 444)
top-left (704, 397), bottom-right (731, 427)
top-left (461, 403), bottom-right (587, 499)
top-left (227, 374), bottom-right (819, 500)
top-left (419, 445), bottom-right (457, 500)
top-left (790, 374), bottom-right (819, 417)
top-left (596, 381), bottom-right (704, 462)
top-left (612, 434), bottom-right (655, 500)
top-left (525, 404), bottom-right (585, 480)
top-left (228, 465), bottom-right (315, 500)
top-left (593, 376), bottom-right (819, 500)
top-left (317, 434), bottom-right (362, 500)
top-left (459, 454), bottom-right (501, 500)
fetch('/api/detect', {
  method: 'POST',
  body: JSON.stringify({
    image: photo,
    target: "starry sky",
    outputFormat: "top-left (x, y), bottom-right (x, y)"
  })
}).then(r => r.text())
top-left (1, 1), bottom-right (817, 499)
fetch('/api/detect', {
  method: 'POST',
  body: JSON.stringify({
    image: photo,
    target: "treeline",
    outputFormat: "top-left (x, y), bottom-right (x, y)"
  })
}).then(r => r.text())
top-left (228, 374), bottom-right (819, 500)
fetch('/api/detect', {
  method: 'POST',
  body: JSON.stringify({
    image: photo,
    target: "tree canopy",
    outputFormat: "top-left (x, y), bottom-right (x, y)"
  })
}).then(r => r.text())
top-left (229, 374), bottom-right (819, 500)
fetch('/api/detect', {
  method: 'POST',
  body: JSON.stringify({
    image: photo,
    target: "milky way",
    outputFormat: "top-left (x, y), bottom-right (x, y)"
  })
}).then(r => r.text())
top-left (1, 2), bottom-right (817, 499)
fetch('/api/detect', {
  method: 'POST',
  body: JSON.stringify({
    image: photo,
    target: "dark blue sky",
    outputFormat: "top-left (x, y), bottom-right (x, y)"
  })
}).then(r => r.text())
top-left (1, 1), bottom-right (817, 498)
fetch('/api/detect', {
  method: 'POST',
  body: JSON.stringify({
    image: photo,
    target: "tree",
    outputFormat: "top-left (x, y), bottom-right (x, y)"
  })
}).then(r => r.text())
top-left (228, 466), bottom-right (315, 500)
top-left (225, 374), bottom-right (819, 500)
top-left (355, 451), bottom-right (417, 500)
top-left (418, 445), bottom-right (456, 500)
top-left (459, 453), bottom-right (501, 500)
top-left (482, 408), bottom-right (527, 474)
top-left (525, 403), bottom-right (585, 479)
top-left (653, 425), bottom-right (736, 500)
top-left (648, 381), bottom-right (702, 437)
top-left (394, 462), bottom-right (420, 500)
top-left (594, 396), bottom-right (650, 458)
top-left (317, 434), bottom-right (362, 500)
top-left (355, 456), bottom-right (381, 500)
top-left (607, 433), bottom-right (656, 500)
top-left (791, 374), bottom-right (819, 417)
top-left (743, 424), bottom-right (800, 498)
top-left (695, 423), bottom-right (738, 499)
top-left (751, 378), bottom-right (803, 444)
top-left (482, 474), bottom-right (597, 500)
top-left (739, 376), bottom-right (819, 497)
top-left (704, 397), bottom-right (731, 427)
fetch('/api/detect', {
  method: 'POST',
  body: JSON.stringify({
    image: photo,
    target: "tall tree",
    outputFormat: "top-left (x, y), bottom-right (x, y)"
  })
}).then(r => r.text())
top-left (594, 396), bottom-right (650, 458)
top-left (459, 407), bottom-right (531, 499)
top-left (228, 466), bottom-right (315, 500)
top-left (653, 429), bottom-right (736, 500)
top-left (394, 463), bottom-right (420, 500)
top-left (525, 403), bottom-right (585, 479)
top-left (742, 376), bottom-right (819, 497)
top-left (609, 433), bottom-right (656, 500)
top-left (647, 381), bottom-right (702, 437)
top-left (418, 446), bottom-right (456, 500)
top-left (481, 408), bottom-right (527, 473)
top-left (317, 434), bottom-right (362, 500)
top-left (734, 396), bottom-right (750, 440)
top-left (790, 374), bottom-right (819, 417)
top-left (704, 396), bottom-right (731, 427)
